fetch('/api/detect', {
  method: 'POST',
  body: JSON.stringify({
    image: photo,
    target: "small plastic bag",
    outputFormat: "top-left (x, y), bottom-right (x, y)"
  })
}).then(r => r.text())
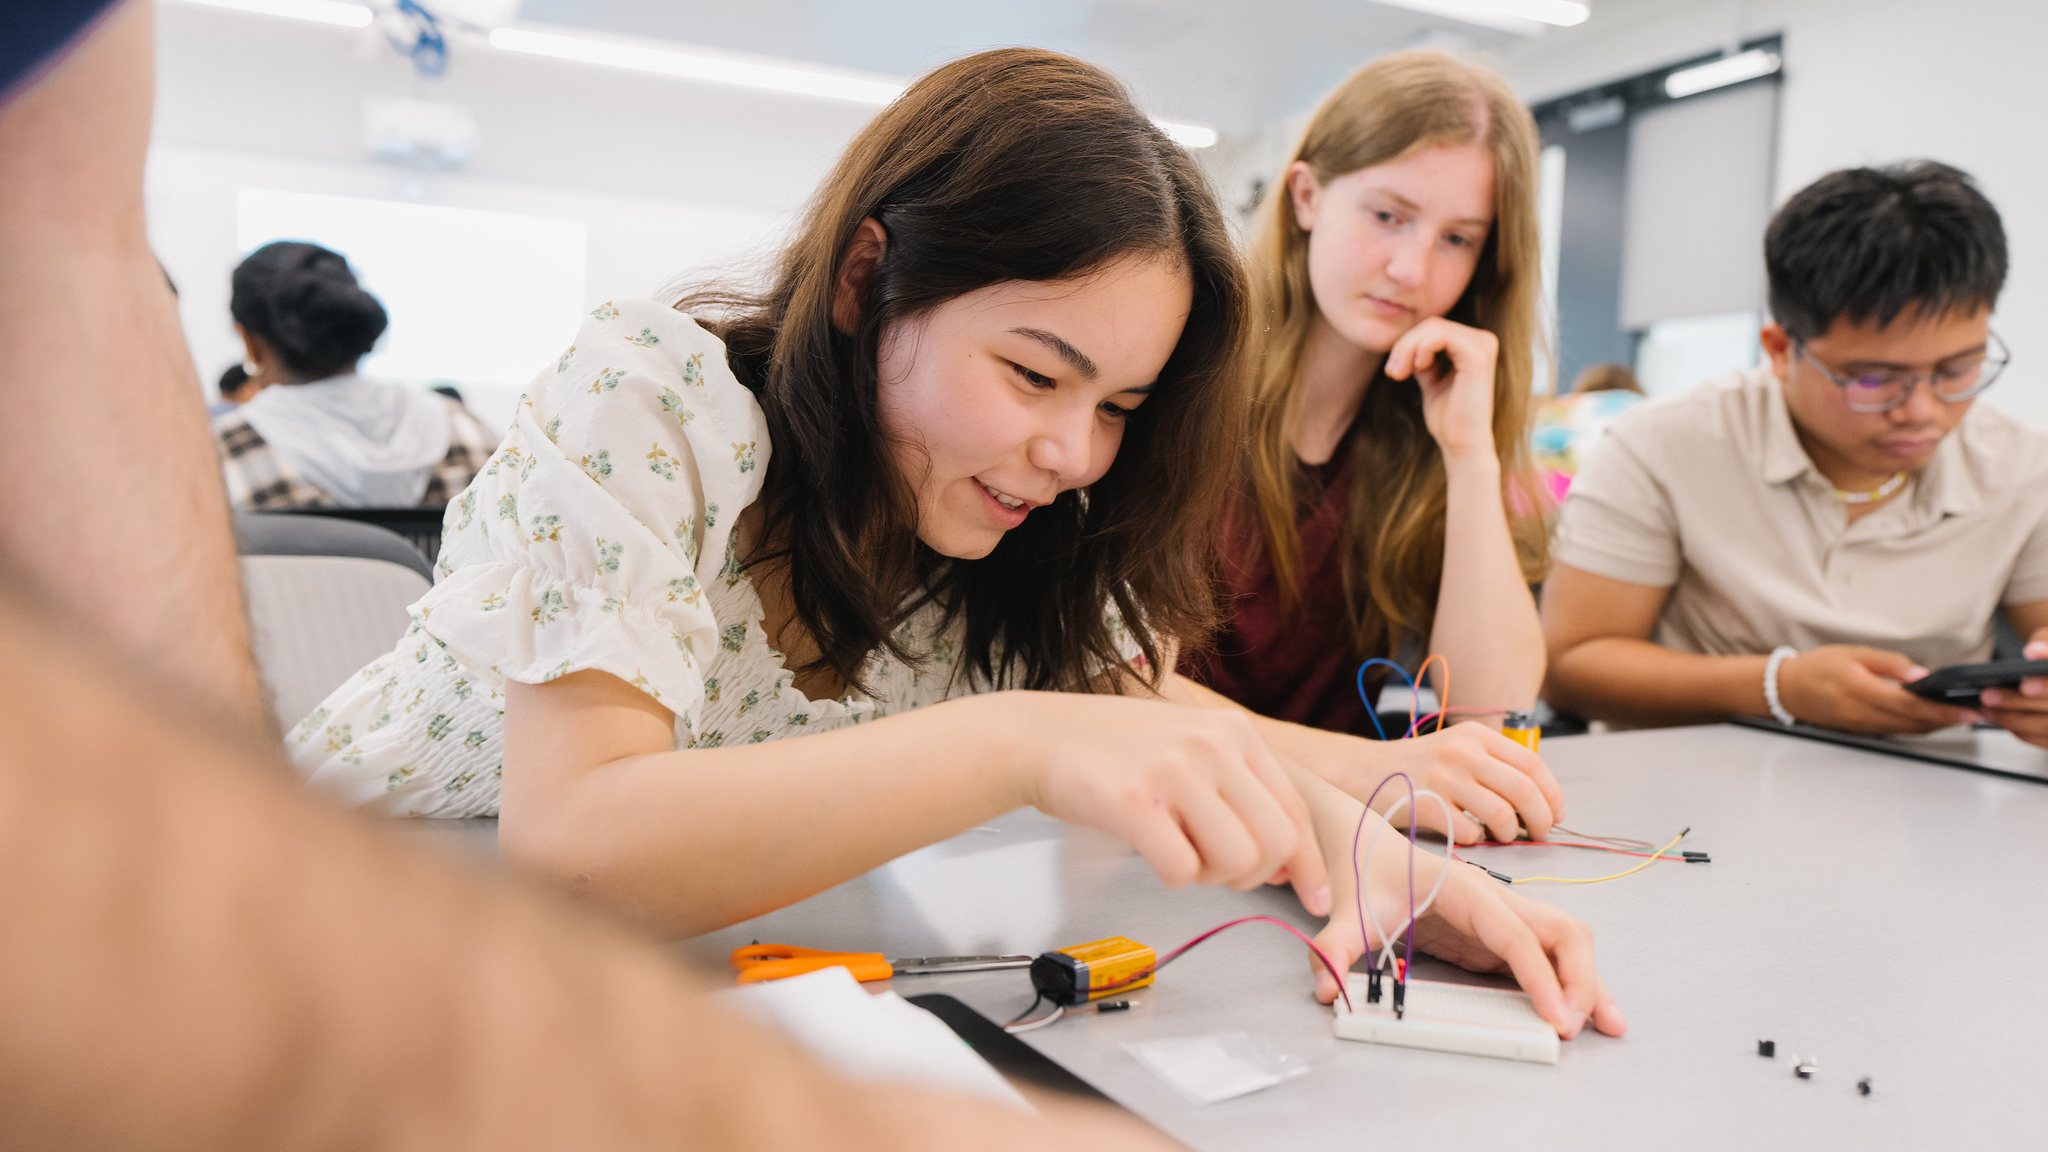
top-left (1121, 1032), bottom-right (1309, 1105)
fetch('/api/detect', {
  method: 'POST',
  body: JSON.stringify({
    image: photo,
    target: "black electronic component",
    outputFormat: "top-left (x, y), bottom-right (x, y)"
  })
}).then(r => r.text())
top-left (1858, 1077), bottom-right (1873, 1096)
top-left (1758, 1039), bottom-right (1776, 1057)
top-left (1501, 711), bottom-right (1540, 753)
top-left (1392, 977), bottom-right (1406, 1019)
top-left (1367, 968), bottom-right (1383, 1003)
top-left (1095, 1000), bottom-right (1132, 1013)
top-left (1794, 1057), bottom-right (1817, 1079)
top-left (1683, 851), bottom-right (1712, 863)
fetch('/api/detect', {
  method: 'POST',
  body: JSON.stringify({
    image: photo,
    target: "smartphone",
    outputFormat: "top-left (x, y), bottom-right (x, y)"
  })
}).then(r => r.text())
top-left (1904, 658), bottom-right (2048, 706)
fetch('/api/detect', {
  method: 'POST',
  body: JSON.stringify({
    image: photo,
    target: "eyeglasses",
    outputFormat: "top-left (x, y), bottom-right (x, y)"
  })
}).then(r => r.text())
top-left (1792, 331), bottom-right (2010, 413)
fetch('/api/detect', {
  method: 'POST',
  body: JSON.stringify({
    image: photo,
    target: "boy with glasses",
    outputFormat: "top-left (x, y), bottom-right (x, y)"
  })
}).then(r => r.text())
top-left (1540, 162), bottom-right (2048, 745)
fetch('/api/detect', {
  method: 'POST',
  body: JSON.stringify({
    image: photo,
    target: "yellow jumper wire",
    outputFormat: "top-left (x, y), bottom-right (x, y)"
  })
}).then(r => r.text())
top-left (1511, 828), bottom-right (1690, 885)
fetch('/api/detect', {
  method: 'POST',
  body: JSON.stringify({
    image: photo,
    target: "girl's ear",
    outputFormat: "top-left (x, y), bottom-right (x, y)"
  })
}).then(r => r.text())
top-left (1286, 162), bottom-right (1321, 233)
top-left (831, 218), bottom-right (889, 336)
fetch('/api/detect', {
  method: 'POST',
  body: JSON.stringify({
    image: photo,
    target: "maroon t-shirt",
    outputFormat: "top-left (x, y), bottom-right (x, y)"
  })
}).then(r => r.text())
top-left (1182, 442), bottom-right (1388, 738)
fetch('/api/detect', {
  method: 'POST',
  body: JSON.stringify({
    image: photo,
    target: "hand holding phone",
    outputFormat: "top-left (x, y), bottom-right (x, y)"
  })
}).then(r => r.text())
top-left (1773, 646), bottom-right (1972, 734)
top-left (1969, 640), bottom-right (2048, 750)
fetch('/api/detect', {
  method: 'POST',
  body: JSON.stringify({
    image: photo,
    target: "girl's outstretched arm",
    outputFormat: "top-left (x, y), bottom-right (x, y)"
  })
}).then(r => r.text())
top-left (1156, 670), bottom-right (1562, 847)
top-left (501, 670), bottom-right (1329, 938)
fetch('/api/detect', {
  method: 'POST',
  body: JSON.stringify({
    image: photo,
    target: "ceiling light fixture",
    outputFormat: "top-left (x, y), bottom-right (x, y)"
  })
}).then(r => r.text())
top-left (168, 0), bottom-right (373, 27)
top-left (487, 26), bottom-right (908, 105)
top-left (1664, 48), bottom-right (1782, 98)
top-left (489, 25), bottom-right (1219, 146)
top-left (164, 5), bottom-right (1223, 147)
top-left (1368, 0), bottom-right (1590, 32)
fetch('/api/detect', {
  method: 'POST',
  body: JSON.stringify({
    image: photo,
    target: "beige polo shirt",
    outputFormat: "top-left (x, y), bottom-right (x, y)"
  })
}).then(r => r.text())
top-left (1552, 366), bottom-right (2048, 668)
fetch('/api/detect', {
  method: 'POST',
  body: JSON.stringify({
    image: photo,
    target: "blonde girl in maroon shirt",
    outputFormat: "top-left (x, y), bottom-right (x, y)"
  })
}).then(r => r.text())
top-left (1182, 52), bottom-right (1563, 850)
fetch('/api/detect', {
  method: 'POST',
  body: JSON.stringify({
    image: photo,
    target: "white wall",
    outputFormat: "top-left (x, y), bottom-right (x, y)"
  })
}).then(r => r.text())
top-left (1496, 0), bottom-right (2048, 428)
top-left (148, 1), bottom-right (867, 426)
top-left (1195, 108), bottom-right (1313, 248)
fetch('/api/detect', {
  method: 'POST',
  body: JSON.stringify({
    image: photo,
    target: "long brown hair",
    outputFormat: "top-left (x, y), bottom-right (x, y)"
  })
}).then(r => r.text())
top-left (1244, 51), bottom-right (1548, 659)
top-left (676, 48), bottom-right (1247, 694)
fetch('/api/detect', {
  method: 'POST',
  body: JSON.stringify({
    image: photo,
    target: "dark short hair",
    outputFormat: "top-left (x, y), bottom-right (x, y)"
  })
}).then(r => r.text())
top-left (230, 241), bottom-right (388, 381)
top-left (1766, 161), bottom-right (2006, 340)
top-left (679, 48), bottom-right (1247, 694)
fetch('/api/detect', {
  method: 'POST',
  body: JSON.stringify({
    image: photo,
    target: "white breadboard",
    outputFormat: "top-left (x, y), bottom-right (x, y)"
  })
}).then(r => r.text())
top-left (1332, 975), bottom-right (1559, 1064)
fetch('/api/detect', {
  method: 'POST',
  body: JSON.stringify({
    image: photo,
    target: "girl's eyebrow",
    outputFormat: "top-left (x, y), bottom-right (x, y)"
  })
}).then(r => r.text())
top-left (1009, 326), bottom-right (1099, 380)
top-left (1366, 188), bottom-right (1490, 230)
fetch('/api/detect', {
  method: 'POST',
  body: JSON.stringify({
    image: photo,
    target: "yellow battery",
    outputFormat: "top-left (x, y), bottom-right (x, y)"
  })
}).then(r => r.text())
top-left (1030, 936), bottom-right (1156, 1005)
top-left (1501, 710), bottom-right (1540, 753)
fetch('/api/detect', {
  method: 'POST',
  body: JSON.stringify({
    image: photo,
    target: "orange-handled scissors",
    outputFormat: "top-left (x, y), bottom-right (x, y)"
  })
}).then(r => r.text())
top-left (730, 943), bottom-right (1032, 985)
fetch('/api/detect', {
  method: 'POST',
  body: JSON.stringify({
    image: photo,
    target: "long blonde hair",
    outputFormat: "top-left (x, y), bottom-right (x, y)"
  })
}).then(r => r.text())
top-left (1244, 51), bottom-right (1549, 658)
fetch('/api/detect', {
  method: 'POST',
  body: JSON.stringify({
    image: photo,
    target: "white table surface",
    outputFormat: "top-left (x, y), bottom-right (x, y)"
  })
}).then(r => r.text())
top-left (400, 724), bottom-right (2048, 1147)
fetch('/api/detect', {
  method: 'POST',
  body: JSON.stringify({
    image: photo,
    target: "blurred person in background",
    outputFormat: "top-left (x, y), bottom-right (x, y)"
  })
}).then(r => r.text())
top-left (1530, 362), bottom-right (1645, 503)
top-left (215, 240), bottom-right (498, 510)
top-left (1567, 362), bottom-right (1643, 396)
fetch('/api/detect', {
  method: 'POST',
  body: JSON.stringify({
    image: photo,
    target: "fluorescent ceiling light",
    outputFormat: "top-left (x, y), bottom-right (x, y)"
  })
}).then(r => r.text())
top-left (1514, 0), bottom-right (1591, 24)
top-left (1156, 120), bottom-right (1219, 148)
top-left (168, 0), bottom-right (373, 27)
top-left (1368, 0), bottom-right (1590, 33)
top-left (488, 26), bottom-right (908, 105)
top-left (170, 5), bottom-right (1221, 145)
top-left (1664, 48), bottom-right (1782, 98)
top-left (491, 25), bottom-right (1219, 145)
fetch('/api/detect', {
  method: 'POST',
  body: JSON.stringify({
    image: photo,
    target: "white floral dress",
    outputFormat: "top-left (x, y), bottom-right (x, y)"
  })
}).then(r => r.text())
top-left (288, 299), bottom-right (1043, 817)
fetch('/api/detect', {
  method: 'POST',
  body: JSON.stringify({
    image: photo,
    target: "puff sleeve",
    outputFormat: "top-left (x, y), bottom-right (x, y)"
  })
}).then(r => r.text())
top-left (416, 300), bottom-right (768, 728)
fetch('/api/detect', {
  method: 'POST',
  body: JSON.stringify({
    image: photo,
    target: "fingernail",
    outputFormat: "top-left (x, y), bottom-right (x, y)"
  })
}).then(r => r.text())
top-left (1909, 666), bottom-right (1930, 680)
top-left (2026, 680), bottom-right (2044, 698)
top-left (1565, 1010), bottom-right (1586, 1038)
top-left (1306, 885), bottom-right (1332, 917)
top-left (1982, 690), bottom-right (2001, 707)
